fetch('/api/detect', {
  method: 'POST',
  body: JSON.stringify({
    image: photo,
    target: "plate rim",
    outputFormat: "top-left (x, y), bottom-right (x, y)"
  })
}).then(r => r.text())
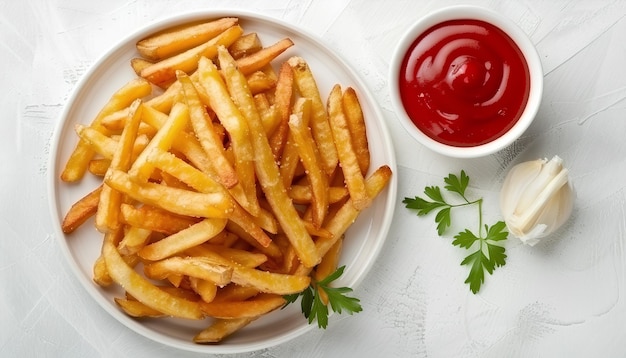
top-left (47, 8), bottom-right (398, 354)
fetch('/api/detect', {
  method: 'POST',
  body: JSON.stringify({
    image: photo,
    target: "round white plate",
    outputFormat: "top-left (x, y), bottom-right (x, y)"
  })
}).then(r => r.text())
top-left (48, 10), bottom-right (397, 354)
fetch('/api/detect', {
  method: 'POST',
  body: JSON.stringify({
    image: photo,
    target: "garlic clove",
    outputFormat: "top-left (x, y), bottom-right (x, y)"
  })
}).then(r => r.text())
top-left (500, 155), bottom-right (574, 246)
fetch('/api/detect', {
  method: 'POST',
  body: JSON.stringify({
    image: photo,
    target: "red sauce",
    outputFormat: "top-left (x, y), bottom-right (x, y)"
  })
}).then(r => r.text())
top-left (399, 19), bottom-right (530, 147)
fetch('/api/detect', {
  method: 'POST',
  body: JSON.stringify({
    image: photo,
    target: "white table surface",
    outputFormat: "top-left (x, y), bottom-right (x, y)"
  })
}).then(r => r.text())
top-left (4, 0), bottom-right (626, 357)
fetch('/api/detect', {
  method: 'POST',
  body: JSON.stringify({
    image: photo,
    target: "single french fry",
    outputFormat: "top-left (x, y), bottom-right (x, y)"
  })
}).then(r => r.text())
top-left (145, 79), bottom-right (182, 113)
top-left (328, 84), bottom-right (371, 210)
top-left (279, 97), bottom-right (311, 188)
top-left (88, 159), bottom-right (111, 176)
top-left (96, 99), bottom-right (143, 233)
top-left (178, 71), bottom-right (239, 189)
top-left (189, 277), bottom-right (218, 303)
top-left (74, 124), bottom-right (118, 159)
top-left (61, 78), bottom-right (152, 182)
top-left (62, 185), bottom-right (102, 234)
top-left (288, 56), bottom-right (338, 175)
top-left (225, 221), bottom-right (282, 261)
top-left (288, 111), bottom-right (329, 228)
top-left (218, 47), bottom-right (319, 268)
top-left (128, 102), bottom-right (190, 183)
top-left (144, 256), bottom-right (233, 287)
top-left (245, 70), bottom-right (277, 94)
top-left (199, 293), bottom-right (285, 319)
top-left (254, 93), bottom-right (281, 136)
top-left (93, 254), bottom-right (113, 287)
top-left (236, 38), bottom-right (294, 75)
top-left (117, 226), bottom-right (153, 256)
top-left (140, 25), bottom-right (243, 88)
top-left (342, 87), bottom-right (370, 175)
top-left (105, 169), bottom-right (233, 219)
top-left (228, 32), bottom-right (262, 59)
top-left (146, 148), bottom-right (223, 193)
top-left (289, 185), bottom-right (348, 205)
top-left (213, 284), bottom-right (259, 302)
top-left (102, 230), bottom-right (203, 319)
top-left (115, 298), bottom-right (166, 317)
top-left (119, 203), bottom-right (199, 235)
top-left (138, 218), bottom-right (228, 261)
top-left (200, 243), bottom-right (267, 268)
top-left (269, 62), bottom-right (294, 159)
top-left (130, 57), bottom-right (154, 77)
top-left (194, 318), bottom-right (254, 343)
top-left (137, 17), bottom-right (239, 61)
top-left (230, 264), bottom-right (310, 295)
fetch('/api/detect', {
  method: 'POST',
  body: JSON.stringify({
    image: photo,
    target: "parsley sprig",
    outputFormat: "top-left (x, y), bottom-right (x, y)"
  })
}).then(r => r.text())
top-left (284, 265), bottom-right (362, 328)
top-left (403, 171), bottom-right (508, 293)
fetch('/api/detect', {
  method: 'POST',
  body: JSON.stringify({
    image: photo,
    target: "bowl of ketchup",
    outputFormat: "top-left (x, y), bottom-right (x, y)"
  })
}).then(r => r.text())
top-left (389, 5), bottom-right (543, 158)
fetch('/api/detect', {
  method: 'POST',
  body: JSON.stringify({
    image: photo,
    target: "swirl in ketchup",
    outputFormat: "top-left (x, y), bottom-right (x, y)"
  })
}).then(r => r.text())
top-left (399, 19), bottom-right (530, 147)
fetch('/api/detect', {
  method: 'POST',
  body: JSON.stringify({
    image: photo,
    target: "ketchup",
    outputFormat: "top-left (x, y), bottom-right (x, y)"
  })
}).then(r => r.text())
top-left (399, 19), bottom-right (530, 147)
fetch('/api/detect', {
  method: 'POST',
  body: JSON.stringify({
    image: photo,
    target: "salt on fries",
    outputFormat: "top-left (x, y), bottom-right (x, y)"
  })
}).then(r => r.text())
top-left (59, 16), bottom-right (392, 344)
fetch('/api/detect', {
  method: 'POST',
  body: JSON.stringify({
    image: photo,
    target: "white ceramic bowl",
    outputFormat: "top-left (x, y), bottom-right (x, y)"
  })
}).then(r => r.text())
top-left (48, 10), bottom-right (397, 354)
top-left (389, 5), bottom-right (543, 158)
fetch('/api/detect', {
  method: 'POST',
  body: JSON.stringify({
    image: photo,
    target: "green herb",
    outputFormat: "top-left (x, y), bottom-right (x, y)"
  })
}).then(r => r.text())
top-left (284, 265), bottom-right (362, 328)
top-left (403, 171), bottom-right (508, 293)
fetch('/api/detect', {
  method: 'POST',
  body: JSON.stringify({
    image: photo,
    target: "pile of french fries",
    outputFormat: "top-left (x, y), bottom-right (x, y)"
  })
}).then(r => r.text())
top-left (60, 17), bottom-right (392, 344)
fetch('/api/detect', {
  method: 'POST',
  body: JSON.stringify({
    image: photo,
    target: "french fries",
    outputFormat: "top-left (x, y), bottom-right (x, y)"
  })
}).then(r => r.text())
top-left (59, 16), bottom-right (392, 344)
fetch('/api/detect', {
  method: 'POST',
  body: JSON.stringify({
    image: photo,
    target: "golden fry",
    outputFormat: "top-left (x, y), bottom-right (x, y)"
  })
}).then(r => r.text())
top-left (130, 58), bottom-right (153, 77)
top-left (117, 226), bottom-right (152, 256)
top-left (269, 61), bottom-right (294, 158)
top-left (137, 17), bottom-right (239, 61)
top-left (115, 298), bottom-right (166, 318)
top-left (199, 293), bottom-right (285, 319)
top-left (88, 159), bottom-right (111, 176)
top-left (228, 32), bottom-right (262, 59)
top-left (236, 38), bottom-right (294, 75)
top-left (119, 203), bottom-right (199, 235)
top-left (289, 185), bottom-right (348, 205)
top-left (144, 256), bottom-right (233, 287)
top-left (62, 185), bottom-right (102, 234)
top-left (342, 87), bottom-right (370, 175)
top-left (194, 318), bottom-right (253, 343)
top-left (138, 218), bottom-right (228, 261)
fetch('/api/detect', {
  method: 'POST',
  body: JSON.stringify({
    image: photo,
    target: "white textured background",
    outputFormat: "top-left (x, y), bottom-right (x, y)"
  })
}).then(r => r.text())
top-left (3, 0), bottom-right (626, 357)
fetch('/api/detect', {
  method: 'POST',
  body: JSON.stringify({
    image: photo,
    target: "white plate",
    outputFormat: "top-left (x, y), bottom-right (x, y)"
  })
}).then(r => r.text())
top-left (48, 10), bottom-right (397, 354)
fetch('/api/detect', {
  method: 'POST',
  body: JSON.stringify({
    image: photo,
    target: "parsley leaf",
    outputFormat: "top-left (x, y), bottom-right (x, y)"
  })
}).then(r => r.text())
top-left (403, 171), bottom-right (508, 293)
top-left (453, 222), bottom-right (508, 293)
top-left (444, 170), bottom-right (470, 197)
top-left (283, 265), bottom-right (362, 329)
